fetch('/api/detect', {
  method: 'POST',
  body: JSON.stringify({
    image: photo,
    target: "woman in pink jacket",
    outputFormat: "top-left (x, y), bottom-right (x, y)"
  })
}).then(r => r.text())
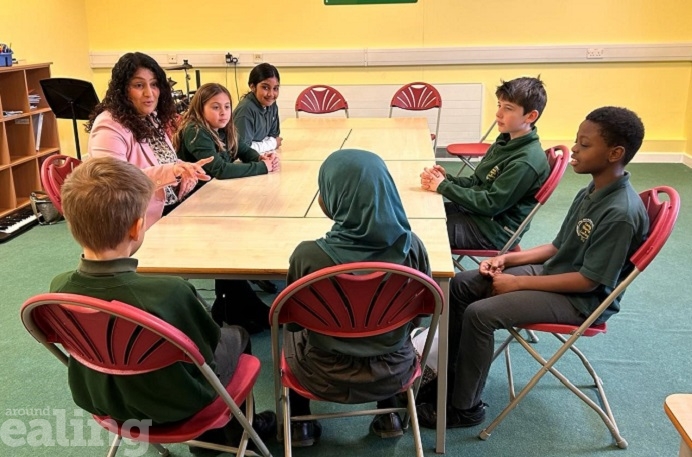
top-left (86, 52), bottom-right (211, 229)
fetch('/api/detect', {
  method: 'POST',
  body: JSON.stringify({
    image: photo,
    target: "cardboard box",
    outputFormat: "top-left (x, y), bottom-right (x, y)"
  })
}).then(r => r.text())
top-left (0, 53), bottom-right (13, 67)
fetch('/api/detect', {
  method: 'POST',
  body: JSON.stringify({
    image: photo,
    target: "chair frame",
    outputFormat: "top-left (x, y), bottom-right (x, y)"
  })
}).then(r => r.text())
top-left (389, 82), bottom-right (442, 150)
top-left (452, 145), bottom-right (569, 272)
top-left (480, 186), bottom-right (681, 448)
top-left (20, 293), bottom-right (272, 457)
top-left (39, 154), bottom-right (82, 214)
top-left (294, 85), bottom-right (349, 118)
top-left (446, 120), bottom-right (497, 176)
top-left (269, 262), bottom-right (444, 457)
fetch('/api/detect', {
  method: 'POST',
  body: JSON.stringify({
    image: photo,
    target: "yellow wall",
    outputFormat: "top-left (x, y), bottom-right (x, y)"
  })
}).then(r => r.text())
top-left (1, 0), bottom-right (92, 158)
top-left (3, 0), bottom-right (692, 157)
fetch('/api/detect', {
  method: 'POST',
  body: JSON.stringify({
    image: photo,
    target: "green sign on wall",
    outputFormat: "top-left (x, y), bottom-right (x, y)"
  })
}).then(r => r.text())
top-left (325, 0), bottom-right (417, 4)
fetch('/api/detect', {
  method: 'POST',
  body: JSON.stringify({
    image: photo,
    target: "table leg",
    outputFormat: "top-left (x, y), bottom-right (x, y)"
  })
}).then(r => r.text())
top-left (435, 278), bottom-right (450, 453)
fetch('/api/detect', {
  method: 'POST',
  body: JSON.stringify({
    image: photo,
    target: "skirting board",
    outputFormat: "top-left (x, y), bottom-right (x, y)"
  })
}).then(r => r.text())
top-left (89, 43), bottom-right (692, 69)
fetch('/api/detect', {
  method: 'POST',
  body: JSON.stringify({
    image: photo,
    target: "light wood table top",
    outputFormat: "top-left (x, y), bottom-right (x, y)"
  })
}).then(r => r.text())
top-left (665, 394), bottom-right (692, 455)
top-left (170, 162), bottom-right (320, 218)
top-left (278, 127), bottom-right (350, 161)
top-left (281, 117), bottom-right (429, 130)
top-left (305, 160), bottom-right (443, 219)
top-left (137, 217), bottom-right (454, 279)
top-left (342, 126), bottom-right (434, 161)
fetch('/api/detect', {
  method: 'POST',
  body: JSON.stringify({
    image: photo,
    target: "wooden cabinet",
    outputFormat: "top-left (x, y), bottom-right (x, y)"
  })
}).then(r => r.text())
top-left (0, 63), bottom-right (60, 217)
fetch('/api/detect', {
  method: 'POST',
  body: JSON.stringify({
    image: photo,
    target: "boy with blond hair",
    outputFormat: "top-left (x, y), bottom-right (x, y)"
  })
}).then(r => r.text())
top-left (50, 157), bottom-right (274, 449)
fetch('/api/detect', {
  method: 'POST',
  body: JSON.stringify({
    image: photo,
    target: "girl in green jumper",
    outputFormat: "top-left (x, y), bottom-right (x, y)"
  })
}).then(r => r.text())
top-left (174, 83), bottom-right (279, 179)
top-left (173, 83), bottom-right (280, 334)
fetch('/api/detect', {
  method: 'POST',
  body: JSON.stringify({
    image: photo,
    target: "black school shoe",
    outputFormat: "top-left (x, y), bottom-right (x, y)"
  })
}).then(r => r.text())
top-left (370, 412), bottom-right (404, 438)
top-left (290, 420), bottom-right (323, 447)
top-left (416, 402), bottom-right (487, 429)
top-left (189, 410), bottom-right (277, 455)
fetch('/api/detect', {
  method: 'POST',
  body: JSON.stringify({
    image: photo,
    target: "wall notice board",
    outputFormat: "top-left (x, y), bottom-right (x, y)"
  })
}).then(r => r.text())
top-left (325, 0), bottom-right (416, 4)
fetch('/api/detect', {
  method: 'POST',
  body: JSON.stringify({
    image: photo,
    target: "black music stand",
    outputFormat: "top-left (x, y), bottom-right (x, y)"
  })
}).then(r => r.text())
top-left (39, 78), bottom-right (99, 160)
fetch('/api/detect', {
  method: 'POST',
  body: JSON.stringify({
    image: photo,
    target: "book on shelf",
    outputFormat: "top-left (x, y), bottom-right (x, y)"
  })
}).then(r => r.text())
top-left (31, 113), bottom-right (44, 151)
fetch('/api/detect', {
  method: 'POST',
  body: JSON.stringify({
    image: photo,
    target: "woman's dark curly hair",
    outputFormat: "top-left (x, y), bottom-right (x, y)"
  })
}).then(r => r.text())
top-left (85, 52), bottom-right (176, 142)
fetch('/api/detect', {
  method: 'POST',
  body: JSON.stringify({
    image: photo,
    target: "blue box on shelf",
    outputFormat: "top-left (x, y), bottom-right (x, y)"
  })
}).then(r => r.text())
top-left (0, 53), bottom-right (13, 67)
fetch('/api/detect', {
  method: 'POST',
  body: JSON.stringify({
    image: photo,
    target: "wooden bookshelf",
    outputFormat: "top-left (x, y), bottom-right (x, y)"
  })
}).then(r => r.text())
top-left (0, 63), bottom-right (60, 217)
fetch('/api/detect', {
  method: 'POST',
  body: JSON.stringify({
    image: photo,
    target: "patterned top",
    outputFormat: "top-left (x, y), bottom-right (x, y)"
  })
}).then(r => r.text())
top-left (148, 131), bottom-right (179, 206)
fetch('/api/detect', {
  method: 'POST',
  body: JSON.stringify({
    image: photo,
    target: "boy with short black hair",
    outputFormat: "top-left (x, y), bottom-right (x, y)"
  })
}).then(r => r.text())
top-left (417, 106), bottom-right (649, 429)
top-left (421, 76), bottom-right (549, 250)
top-left (50, 157), bottom-right (275, 449)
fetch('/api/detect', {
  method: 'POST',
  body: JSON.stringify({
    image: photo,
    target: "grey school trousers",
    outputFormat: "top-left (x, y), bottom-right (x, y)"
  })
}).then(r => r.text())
top-left (448, 265), bottom-right (585, 410)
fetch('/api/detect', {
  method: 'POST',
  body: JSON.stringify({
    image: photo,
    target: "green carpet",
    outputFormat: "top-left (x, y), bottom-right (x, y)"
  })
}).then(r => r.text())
top-left (1, 163), bottom-right (690, 456)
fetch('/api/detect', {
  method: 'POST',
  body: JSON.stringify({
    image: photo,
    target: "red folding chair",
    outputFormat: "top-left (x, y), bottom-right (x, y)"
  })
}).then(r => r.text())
top-left (294, 85), bottom-right (349, 118)
top-left (446, 120), bottom-right (497, 176)
top-left (39, 154), bottom-right (82, 214)
top-left (20, 293), bottom-right (272, 457)
top-left (269, 262), bottom-right (444, 457)
top-left (452, 145), bottom-right (569, 272)
top-left (480, 186), bottom-right (681, 448)
top-left (389, 82), bottom-right (442, 150)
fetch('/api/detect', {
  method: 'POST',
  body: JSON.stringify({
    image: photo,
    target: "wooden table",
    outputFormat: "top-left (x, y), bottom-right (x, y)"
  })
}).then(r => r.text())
top-left (138, 217), bottom-right (453, 282)
top-left (305, 160), bottom-right (443, 219)
top-left (342, 127), bottom-right (435, 161)
top-left (173, 162), bottom-right (320, 218)
top-left (279, 128), bottom-right (350, 161)
top-left (665, 394), bottom-right (692, 457)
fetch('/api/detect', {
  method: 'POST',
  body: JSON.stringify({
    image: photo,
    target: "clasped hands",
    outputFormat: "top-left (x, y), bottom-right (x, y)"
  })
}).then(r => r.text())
top-left (260, 151), bottom-right (280, 173)
top-left (420, 164), bottom-right (446, 192)
top-left (479, 256), bottom-right (521, 295)
top-left (174, 157), bottom-right (212, 198)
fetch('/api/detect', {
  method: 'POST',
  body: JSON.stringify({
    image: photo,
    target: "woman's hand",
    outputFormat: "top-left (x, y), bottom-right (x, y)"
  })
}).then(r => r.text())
top-left (174, 157), bottom-right (212, 198)
top-left (274, 136), bottom-right (283, 148)
top-left (261, 152), bottom-right (280, 173)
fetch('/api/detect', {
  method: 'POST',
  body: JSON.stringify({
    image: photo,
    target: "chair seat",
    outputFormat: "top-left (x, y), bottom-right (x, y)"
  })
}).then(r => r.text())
top-left (280, 350), bottom-right (421, 403)
top-left (94, 354), bottom-right (261, 442)
top-left (520, 322), bottom-right (607, 338)
top-left (446, 142), bottom-right (492, 157)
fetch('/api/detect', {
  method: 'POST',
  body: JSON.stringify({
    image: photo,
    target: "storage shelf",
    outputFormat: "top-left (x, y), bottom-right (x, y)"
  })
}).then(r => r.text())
top-left (0, 63), bottom-right (61, 217)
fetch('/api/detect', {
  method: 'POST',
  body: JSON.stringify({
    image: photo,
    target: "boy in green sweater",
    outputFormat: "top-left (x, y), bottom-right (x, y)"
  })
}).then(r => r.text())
top-left (421, 77), bottom-right (549, 250)
top-left (51, 157), bottom-right (275, 452)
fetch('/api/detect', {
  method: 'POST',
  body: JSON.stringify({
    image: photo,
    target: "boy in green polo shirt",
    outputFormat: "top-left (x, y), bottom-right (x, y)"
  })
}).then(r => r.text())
top-left (50, 157), bottom-right (275, 450)
top-left (421, 76), bottom-right (549, 250)
top-left (417, 106), bottom-right (649, 429)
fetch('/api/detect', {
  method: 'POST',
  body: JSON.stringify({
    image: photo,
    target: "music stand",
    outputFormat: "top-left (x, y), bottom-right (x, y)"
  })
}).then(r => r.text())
top-left (39, 78), bottom-right (99, 160)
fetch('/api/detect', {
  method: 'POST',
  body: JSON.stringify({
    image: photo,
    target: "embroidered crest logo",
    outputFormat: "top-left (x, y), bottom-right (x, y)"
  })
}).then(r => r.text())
top-left (486, 166), bottom-right (500, 182)
top-left (576, 218), bottom-right (594, 242)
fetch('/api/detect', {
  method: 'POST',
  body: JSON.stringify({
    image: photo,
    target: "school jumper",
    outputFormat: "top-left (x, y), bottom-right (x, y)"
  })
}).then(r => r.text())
top-left (232, 92), bottom-right (280, 153)
top-left (177, 125), bottom-right (268, 179)
top-left (440, 127), bottom-right (549, 250)
top-left (446, 172), bottom-right (649, 411)
top-left (51, 257), bottom-right (248, 425)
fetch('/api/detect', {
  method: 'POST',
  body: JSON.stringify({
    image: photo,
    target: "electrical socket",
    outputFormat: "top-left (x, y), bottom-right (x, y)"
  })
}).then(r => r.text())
top-left (225, 53), bottom-right (238, 65)
top-left (167, 54), bottom-right (177, 64)
top-left (586, 48), bottom-right (604, 59)
top-left (253, 53), bottom-right (263, 64)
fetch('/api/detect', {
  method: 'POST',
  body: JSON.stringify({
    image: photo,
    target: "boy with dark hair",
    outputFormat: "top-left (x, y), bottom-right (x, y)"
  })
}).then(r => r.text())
top-left (417, 106), bottom-right (649, 429)
top-left (421, 76), bottom-right (549, 250)
top-left (51, 157), bottom-right (275, 451)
